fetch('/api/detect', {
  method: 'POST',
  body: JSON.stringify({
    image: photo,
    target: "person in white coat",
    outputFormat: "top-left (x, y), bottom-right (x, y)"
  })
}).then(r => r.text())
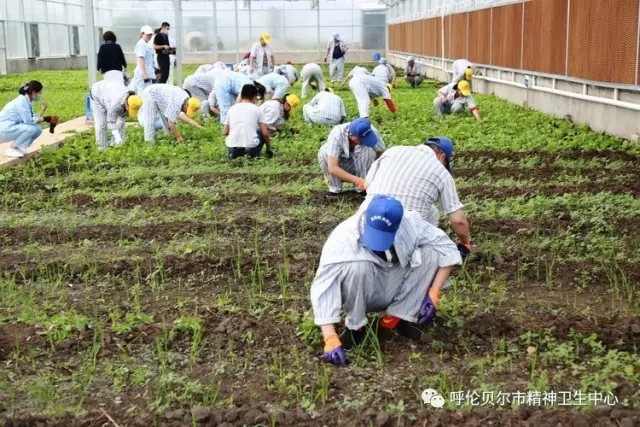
top-left (451, 58), bottom-right (473, 84)
top-left (324, 33), bottom-right (349, 85)
top-left (300, 63), bottom-right (326, 98)
top-left (302, 89), bottom-right (346, 126)
top-left (372, 57), bottom-right (396, 86)
top-left (129, 25), bottom-right (156, 94)
top-left (249, 33), bottom-right (275, 80)
top-left (90, 79), bottom-right (142, 151)
top-left (137, 84), bottom-right (203, 142)
top-left (339, 65), bottom-right (371, 88)
top-left (0, 81), bottom-right (53, 158)
top-left (310, 194), bottom-right (462, 366)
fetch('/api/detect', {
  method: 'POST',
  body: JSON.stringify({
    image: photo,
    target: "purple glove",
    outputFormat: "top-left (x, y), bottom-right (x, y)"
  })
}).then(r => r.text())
top-left (323, 345), bottom-right (347, 366)
top-left (418, 295), bottom-right (437, 325)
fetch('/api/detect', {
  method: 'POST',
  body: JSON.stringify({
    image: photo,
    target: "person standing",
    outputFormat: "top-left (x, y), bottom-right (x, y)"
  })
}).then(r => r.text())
top-left (451, 58), bottom-right (473, 84)
top-left (214, 71), bottom-right (266, 124)
top-left (372, 57), bottom-right (396, 86)
top-left (434, 80), bottom-right (480, 120)
top-left (97, 31), bottom-right (127, 84)
top-left (130, 26), bottom-right (156, 94)
top-left (90, 79), bottom-right (142, 151)
top-left (324, 34), bottom-right (349, 85)
top-left (0, 81), bottom-right (54, 158)
top-left (300, 63), bottom-right (326, 98)
top-left (153, 22), bottom-right (173, 84)
top-left (310, 195), bottom-right (462, 366)
top-left (249, 33), bottom-right (275, 80)
top-left (318, 118), bottom-right (385, 198)
top-left (302, 89), bottom-right (346, 126)
top-left (137, 84), bottom-right (203, 142)
top-left (404, 56), bottom-right (423, 88)
top-left (349, 75), bottom-right (396, 118)
top-left (358, 137), bottom-right (473, 259)
top-left (224, 84), bottom-right (271, 160)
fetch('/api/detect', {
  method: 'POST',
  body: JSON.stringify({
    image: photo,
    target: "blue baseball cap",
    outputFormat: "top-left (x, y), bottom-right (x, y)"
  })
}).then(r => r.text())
top-left (379, 57), bottom-right (387, 64)
top-left (363, 195), bottom-right (404, 252)
top-left (334, 33), bottom-right (340, 40)
top-left (424, 136), bottom-right (454, 171)
top-left (349, 118), bottom-right (378, 148)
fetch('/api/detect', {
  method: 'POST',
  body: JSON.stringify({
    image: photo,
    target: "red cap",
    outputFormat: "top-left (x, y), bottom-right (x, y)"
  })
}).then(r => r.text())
top-left (243, 52), bottom-right (250, 59)
top-left (286, 60), bottom-right (292, 65)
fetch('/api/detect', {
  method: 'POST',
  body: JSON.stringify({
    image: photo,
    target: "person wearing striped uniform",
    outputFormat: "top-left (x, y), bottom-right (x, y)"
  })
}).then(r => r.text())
top-left (280, 64), bottom-right (298, 86)
top-left (404, 56), bottom-right (423, 88)
top-left (183, 68), bottom-right (224, 116)
top-left (260, 94), bottom-right (300, 139)
top-left (205, 90), bottom-right (220, 119)
top-left (257, 70), bottom-right (290, 101)
top-left (318, 118), bottom-right (385, 199)
top-left (195, 61), bottom-right (226, 74)
top-left (339, 65), bottom-right (371, 88)
top-left (372, 57), bottom-right (396, 86)
top-left (324, 33), bottom-right (349, 85)
top-left (300, 63), bottom-right (326, 98)
top-left (129, 26), bottom-right (156, 94)
top-left (451, 58), bottom-right (473, 84)
top-left (137, 84), bottom-right (203, 142)
top-left (349, 75), bottom-right (396, 118)
top-left (311, 195), bottom-right (462, 366)
top-left (434, 80), bottom-right (480, 120)
top-left (302, 89), bottom-right (346, 126)
top-left (90, 79), bottom-right (142, 151)
top-left (214, 71), bottom-right (266, 124)
top-left (358, 137), bottom-right (473, 258)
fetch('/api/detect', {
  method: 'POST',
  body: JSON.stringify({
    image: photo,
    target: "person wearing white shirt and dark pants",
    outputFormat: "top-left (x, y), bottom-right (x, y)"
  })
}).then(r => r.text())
top-left (324, 34), bottom-right (349, 85)
top-left (224, 84), bottom-right (271, 160)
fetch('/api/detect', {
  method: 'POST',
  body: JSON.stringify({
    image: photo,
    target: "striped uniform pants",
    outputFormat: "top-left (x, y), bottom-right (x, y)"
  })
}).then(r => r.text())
top-left (329, 57), bottom-right (345, 82)
top-left (183, 83), bottom-right (209, 102)
top-left (317, 145), bottom-right (376, 193)
top-left (349, 79), bottom-right (372, 118)
top-left (137, 100), bottom-right (167, 142)
top-left (312, 247), bottom-right (441, 330)
top-left (433, 97), bottom-right (465, 116)
top-left (91, 98), bottom-right (126, 150)
top-left (301, 65), bottom-right (326, 98)
top-left (302, 104), bottom-right (341, 126)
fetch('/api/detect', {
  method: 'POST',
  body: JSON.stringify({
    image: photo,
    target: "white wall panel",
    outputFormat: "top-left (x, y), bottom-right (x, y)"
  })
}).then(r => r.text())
top-left (6, 21), bottom-right (27, 57)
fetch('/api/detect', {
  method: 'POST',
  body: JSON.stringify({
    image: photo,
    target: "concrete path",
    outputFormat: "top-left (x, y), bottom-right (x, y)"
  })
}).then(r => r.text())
top-left (0, 117), bottom-right (93, 168)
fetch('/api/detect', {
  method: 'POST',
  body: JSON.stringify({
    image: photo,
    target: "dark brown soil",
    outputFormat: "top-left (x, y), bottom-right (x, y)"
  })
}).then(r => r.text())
top-left (459, 149), bottom-right (640, 163)
top-left (461, 180), bottom-right (640, 200)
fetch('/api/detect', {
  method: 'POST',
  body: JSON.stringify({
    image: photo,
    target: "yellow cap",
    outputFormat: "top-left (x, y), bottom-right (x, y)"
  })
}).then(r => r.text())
top-left (386, 83), bottom-right (393, 93)
top-left (285, 94), bottom-right (299, 111)
top-left (458, 80), bottom-right (471, 96)
top-left (465, 68), bottom-right (473, 80)
top-left (261, 32), bottom-right (271, 44)
top-left (127, 95), bottom-right (142, 118)
top-left (186, 97), bottom-right (201, 118)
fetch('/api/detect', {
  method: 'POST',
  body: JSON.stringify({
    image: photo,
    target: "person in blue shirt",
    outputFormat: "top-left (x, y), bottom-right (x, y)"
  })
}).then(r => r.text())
top-left (257, 67), bottom-right (290, 101)
top-left (129, 25), bottom-right (156, 93)
top-left (214, 71), bottom-right (266, 124)
top-left (0, 81), bottom-right (54, 158)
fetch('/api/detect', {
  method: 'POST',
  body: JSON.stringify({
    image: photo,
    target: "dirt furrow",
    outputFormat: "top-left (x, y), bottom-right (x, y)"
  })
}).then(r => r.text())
top-left (458, 148), bottom-right (640, 164)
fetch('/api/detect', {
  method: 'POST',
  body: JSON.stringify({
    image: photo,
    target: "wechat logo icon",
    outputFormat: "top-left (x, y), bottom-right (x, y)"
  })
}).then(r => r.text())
top-left (421, 388), bottom-right (446, 408)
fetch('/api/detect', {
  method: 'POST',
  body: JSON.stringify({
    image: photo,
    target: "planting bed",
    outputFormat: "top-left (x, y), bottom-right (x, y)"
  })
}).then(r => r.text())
top-left (1, 64), bottom-right (640, 427)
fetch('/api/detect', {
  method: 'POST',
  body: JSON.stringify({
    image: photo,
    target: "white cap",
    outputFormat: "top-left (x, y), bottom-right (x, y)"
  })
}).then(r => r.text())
top-left (140, 25), bottom-right (154, 35)
top-left (407, 56), bottom-right (415, 61)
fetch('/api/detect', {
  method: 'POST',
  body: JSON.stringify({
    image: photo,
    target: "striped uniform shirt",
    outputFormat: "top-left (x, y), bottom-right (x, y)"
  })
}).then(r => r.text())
top-left (451, 59), bottom-right (472, 83)
top-left (195, 64), bottom-right (214, 74)
top-left (302, 91), bottom-right (346, 125)
top-left (360, 144), bottom-right (464, 224)
top-left (319, 122), bottom-right (385, 161)
top-left (349, 75), bottom-right (391, 118)
top-left (139, 84), bottom-right (189, 142)
top-left (346, 66), bottom-right (371, 78)
top-left (438, 82), bottom-right (477, 109)
top-left (310, 209), bottom-right (462, 329)
top-left (183, 71), bottom-right (220, 101)
top-left (283, 64), bottom-right (298, 84)
top-left (90, 79), bottom-right (131, 149)
top-left (260, 100), bottom-right (285, 136)
top-left (372, 64), bottom-right (395, 83)
top-left (257, 73), bottom-right (290, 100)
top-left (405, 62), bottom-right (421, 76)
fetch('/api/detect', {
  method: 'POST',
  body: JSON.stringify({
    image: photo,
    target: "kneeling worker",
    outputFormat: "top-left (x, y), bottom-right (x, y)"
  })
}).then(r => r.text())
top-left (434, 80), bottom-right (480, 120)
top-left (224, 84), bottom-right (271, 160)
top-left (303, 88), bottom-right (346, 126)
top-left (260, 93), bottom-right (300, 142)
top-left (318, 118), bottom-right (385, 198)
top-left (310, 194), bottom-right (462, 366)
top-left (138, 84), bottom-right (203, 142)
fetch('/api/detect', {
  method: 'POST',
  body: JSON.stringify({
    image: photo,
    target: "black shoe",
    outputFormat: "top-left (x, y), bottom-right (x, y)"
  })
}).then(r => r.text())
top-left (325, 191), bottom-right (341, 199)
top-left (340, 328), bottom-right (366, 351)
top-left (394, 320), bottom-right (426, 341)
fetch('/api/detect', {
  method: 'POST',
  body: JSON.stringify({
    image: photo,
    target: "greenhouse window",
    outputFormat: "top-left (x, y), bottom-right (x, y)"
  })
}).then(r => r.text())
top-left (71, 26), bottom-right (80, 56)
top-left (25, 23), bottom-right (40, 59)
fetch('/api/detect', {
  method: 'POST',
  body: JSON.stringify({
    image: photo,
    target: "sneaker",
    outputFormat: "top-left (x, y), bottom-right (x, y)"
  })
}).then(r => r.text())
top-left (5, 147), bottom-right (24, 158)
top-left (339, 328), bottom-right (367, 351)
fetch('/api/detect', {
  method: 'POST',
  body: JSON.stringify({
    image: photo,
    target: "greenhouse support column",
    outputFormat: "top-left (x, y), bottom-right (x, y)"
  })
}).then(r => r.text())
top-left (316, 0), bottom-right (320, 58)
top-left (213, 0), bottom-right (219, 61)
top-left (173, 0), bottom-right (184, 87)
top-left (248, 0), bottom-right (252, 55)
top-left (84, 0), bottom-right (97, 89)
top-left (234, 0), bottom-right (240, 64)
top-left (635, 0), bottom-right (639, 86)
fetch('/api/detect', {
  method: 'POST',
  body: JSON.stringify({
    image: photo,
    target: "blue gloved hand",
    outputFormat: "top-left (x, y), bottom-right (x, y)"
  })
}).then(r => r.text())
top-left (323, 345), bottom-right (347, 366)
top-left (418, 294), bottom-right (437, 326)
top-left (457, 242), bottom-right (472, 260)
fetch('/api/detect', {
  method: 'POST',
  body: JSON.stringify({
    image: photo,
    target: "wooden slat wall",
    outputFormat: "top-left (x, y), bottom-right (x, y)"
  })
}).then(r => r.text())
top-left (387, 0), bottom-right (639, 85)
